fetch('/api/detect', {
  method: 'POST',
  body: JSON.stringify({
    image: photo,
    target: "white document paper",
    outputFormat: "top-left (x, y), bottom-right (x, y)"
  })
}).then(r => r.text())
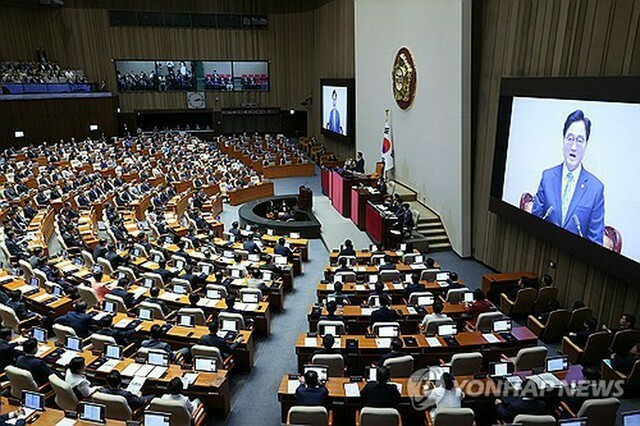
top-left (482, 333), bottom-right (500, 344)
top-left (325, 283), bottom-right (335, 291)
top-left (126, 375), bottom-right (147, 394)
top-left (392, 283), bottom-right (404, 290)
top-left (243, 303), bottom-right (258, 312)
top-left (375, 338), bottom-right (391, 348)
top-left (135, 364), bottom-right (155, 377)
top-left (344, 382), bottom-right (361, 397)
top-left (361, 308), bottom-right (372, 316)
top-left (182, 372), bottom-right (199, 388)
top-left (56, 350), bottom-right (78, 366)
top-left (407, 307), bottom-right (417, 315)
top-left (426, 337), bottom-right (442, 347)
top-left (390, 382), bottom-right (403, 393)
top-left (304, 337), bottom-right (318, 347)
top-left (355, 285), bottom-right (366, 291)
top-left (121, 362), bottom-right (143, 377)
top-left (93, 312), bottom-right (109, 322)
top-left (147, 366), bottom-right (168, 379)
top-left (54, 418), bottom-right (77, 426)
top-left (114, 318), bottom-right (133, 328)
top-left (287, 379), bottom-right (299, 394)
top-left (97, 358), bottom-right (121, 373)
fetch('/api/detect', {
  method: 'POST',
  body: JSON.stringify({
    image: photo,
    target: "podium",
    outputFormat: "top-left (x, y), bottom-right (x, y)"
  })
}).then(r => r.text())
top-left (298, 185), bottom-right (313, 211)
top-left (365, 201), bottom-right (402, 249)
top-left (350, 187), bottom-right (383, 230)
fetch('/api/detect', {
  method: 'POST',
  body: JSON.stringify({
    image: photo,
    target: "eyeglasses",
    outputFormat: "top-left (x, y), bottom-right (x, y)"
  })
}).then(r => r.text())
top-left (565, 134), bottom-right (586, 145)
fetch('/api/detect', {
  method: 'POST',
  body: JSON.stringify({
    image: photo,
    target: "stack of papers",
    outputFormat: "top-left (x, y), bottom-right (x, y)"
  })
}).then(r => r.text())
top-left (325, 283), bottom-right (335, 291)
top-left (54, 418), bottom-right (77, 426)
top-left (97, 359), bottom-right (121, 373)
top-left (93, 312), bottom-right (109, 321)
top-left (287, 379), bottom-right (299, 394)
top-left (507, 375), bottom-right (523, 390)
top-left (115, 318), bottom-right (133, 328)
top-left (355, 266), bottom-right (367, 273)
top-left (304, 337), bottom-right (318, 347)
top-left (56, 350), bottom-right (78, 366)
top-left (528, 373), bottom-right (563, 389)
top-left (482, 333), bottom-right (500, 344)
top-left (361, 308), bottom-right (372, 316)
top-left (410, 264), bottom-right (427, 270)
top-left (147, 366), bottom-right (168, 379)
top-left (344, 382), bottom-right (361, 397)
top-left (425, 337), bottom-right (442, 347)
top-left (375, 338), bottom-right (391, 348)
top-left (197, 298), bottom-right (219, 308)
top-left (6, 408), bottom-right (35, 425)
top-left (437, 281), bottom-right (449, 287)
top-left (182, 373), bottom-right (199, 388)
top-left (126, 376), bottom-right (147, 394)
top-left (133, 288), bottom-right (148, 298)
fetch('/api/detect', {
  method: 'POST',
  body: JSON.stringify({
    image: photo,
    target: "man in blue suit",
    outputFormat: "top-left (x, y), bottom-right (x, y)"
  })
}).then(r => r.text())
top-left (531, 110), bottom-right (605, 245)
top-left (326, 90), bottom-right (344, 135)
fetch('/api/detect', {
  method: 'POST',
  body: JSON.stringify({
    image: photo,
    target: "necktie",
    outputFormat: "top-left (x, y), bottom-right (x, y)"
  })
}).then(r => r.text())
top-left (562, 171), bottom-right (574, 223)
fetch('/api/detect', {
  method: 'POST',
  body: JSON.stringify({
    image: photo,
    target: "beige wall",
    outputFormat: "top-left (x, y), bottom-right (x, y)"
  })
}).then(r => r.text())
top-left (473, 0), bottom-right (640, 324)
top-left (0, 0), bottom-right (354, 157)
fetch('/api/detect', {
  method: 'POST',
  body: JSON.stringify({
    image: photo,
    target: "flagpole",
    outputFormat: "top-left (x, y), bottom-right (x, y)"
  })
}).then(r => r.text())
top-left (383, 109), bottom-right (393, 181)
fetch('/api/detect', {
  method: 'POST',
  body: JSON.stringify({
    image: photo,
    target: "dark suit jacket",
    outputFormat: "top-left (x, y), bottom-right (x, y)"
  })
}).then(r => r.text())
top-left (55, 311), bottom-right (96, 338)
top-left (199, 333), bottom-right (238, 358)
top-left (7, 300), bottom-right (32, 320)
top-left (378, 350), bottom-right (408, 366)
top-left (370, 307), bottom-right (400, 325)
top-left (378, 263), bottom-right (396, 271)
top-left (354, 158), bottom-right (365, 173)
top-left (110, 287), bottom-right (135, 309)
top-left (274, 245), bottom-right (292, 258)
top-left (360, 382), bottom-right (401, 408)
top-left (100, 387), bottom-right (147, 411)
top-left (531, 164), bottom-right (605, 245)
top-left (496, 397), bottom-right (550, 422)
top-left (338, 248), bottom-right (356, 257)
top-left (16, 354), bottom-right (53, 386)
top-left (404, 283), bottom-right (424, 300)
top-left (295, 384), bottom-right (329, 406)
top-left (0, 339), bottom-right (18, 369)
top-left (146, 297), bottom-right (169, 315)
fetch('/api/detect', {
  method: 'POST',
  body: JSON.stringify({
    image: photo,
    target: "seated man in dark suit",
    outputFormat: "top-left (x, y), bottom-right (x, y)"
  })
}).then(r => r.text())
top-left (100, 370), bottom-right (152, 411)
top-left (199, 320), bottom-right (242, 359)
top-left (7, 290), bottom-right (37, 321)
top-left (377, 337), bottom-right (408, 366)
top-left (0, 327), bottom-right (18, 369)
top-left (370, 294), bottom-right (399, 326)
top-left (105, 244), bottom-right (128, 270)
top-left (295, 370), bottom-right (329, 407)
top-left (507, 276), bottom-right (537, 301)
top-left (319, 300), bottom-right (344, 322)
top-left (274, 238), bottom-right (293, 259)
top-left (404, 273), bottom-right (423, 300)
top-left (446, 272), bottom-right (465, 290)
top-left (145, 287), bottom-right (170, 316)
top-left (242, 237), bottom-right (261, 255)
top-left (179, 264), bottom-right (207, 289)
top-left (16, 338), bottom-right (54, 386)
top-left (4, 231), bottom-right (27, 259)
top-left (334, 257), bottom-right (353, 273)
top-left (95, 315), bottom-right (135, 346)
top-left (92, 239), bottom-right (108, 261)
top-left (338, 239), bottom-right (356, 257)
top-left (55, 301), bottom-right (97, 339)
top-left (495, 388), bottom-right (551, 422)
top-left (328, 282), bottom-right (350, 306)
top-left (154, 260), bottom-right (176, 284)
top-left (378, 255), bottom-right (396, 271)
top-left (228, 221), bottom-right (241, 237)
top-left (360, 365), bottom-right (401, 408)
top-left (223, 294), bottom-right (245, 322)
top-left (567, 317), bottom-right (597, 348)
top-left (140, 325), bottom-right (173, 359)
top-left (110, 278), bottom-right (136, 309)
top-left (604, 313), bottom-right (637, 334)
top-left (311, 334), bottom-right (345, 364)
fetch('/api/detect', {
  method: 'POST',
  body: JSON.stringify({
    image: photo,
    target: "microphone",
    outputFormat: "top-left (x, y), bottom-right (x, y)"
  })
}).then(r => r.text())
top-left (572, 215), bottom-right (583, 237)
top-left (541, 206), bottom-right (554, 221)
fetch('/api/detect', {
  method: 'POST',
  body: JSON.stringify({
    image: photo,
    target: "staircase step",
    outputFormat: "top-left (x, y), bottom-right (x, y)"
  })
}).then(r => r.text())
top-left (419, 228), bottom-right (447, 236)
top-left (428, 242), bottom-right (452, 252)
top-left (424, 234), bottom-right (450, 243)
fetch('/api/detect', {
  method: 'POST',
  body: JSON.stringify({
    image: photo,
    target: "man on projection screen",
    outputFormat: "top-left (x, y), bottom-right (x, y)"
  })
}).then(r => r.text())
top-left (531, 109), bottom-right (605, 245)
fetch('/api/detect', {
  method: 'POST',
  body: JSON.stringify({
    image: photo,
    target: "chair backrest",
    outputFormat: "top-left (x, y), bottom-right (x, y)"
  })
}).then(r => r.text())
top-left (206, 284), bottom-right (228, 299)
top-left (0, 304), bottom-right (21, 332)
top-left (475, 312), bottom-right (504, 332)
top-left (426, 318), bottom-right (455, 335)
top-left (92, 392), bottom-right (133, 421)
top-left (568, 307), bottom-right (593, 332)
top-left (5, 366), bottom-right (38, 399)
top-left (513, 346), bottom-right (547, 371)
top-left (170, 278), bottom-right (192, 294)
top-left (420, 269), bottom-right (440, 282)
top-left (626, 360), bottom-right (640, 391)
top-left (540, 309), bottom-right (571, 342)
top-left (190, 344), bottom-right (224, 366)
top-left (140, 301), bottom-right (166, 320)
top-left (383, 354), bottom-right (414, 377)
top-left (18, 260), bottom-right (33, 281)
top-left (133, 243), bottom-right (149, 258)
top-left (142, 273), bottom-right (164, 289)
top-left (50, 373), bottom-right (78, 411)
top-left (511, 287), bottom-right (538, 315)
top-left (379, 270), bottom-right (401, 282)
top-left (177, 308), bottom-right (207, 326)
top-left (116, 266), bottom-right (137, 282)
top-left (81, 250), bottom-right (95, 268)
top-left (218, 312), bottom-right (245, 330)
top-left (582, 331), bottom-right (614, 365)
top-left (239, 287), bottom-right (262, 299)
top-left (104, 294), bottom-right (128, 313)
top-left (77, 284), bottom-right (100, 308)
top-left (317, 320), bottom-right (346, 336)
top-left (610, 329), bottom-right (640, 355)
top-left (450, 352), bottom-right (483, 376)
top-left (408, 292), bottom-right (433, 306)
top-left (532, 286), bottom-right (558, 313)
top-left (53, 323), bottom-right (77, 341)
top-left (311, 354), bottom-right (345, 377)
top-left (360, 407), bottom-right (402, 426)
top-left (446, 288), bottom-right (470, 304)
top-left (512, 414), bottom-right (557, 426)
top-left (150, 249), bottom-right (165, 262)
top-left (149, 398), bottom-right (192, 426)
top-left (97, 257), bottom-right (114, 275)
top-left (433, 408), bottom-right (475, 426)
top-left (337, 255), bottom-right (356, 266)
top-left (91, 333), bottom-right (117, 353)
top-left (577, 397), bottom-right (620, 426)
top-left (287, 406), bottom-right (328, 426)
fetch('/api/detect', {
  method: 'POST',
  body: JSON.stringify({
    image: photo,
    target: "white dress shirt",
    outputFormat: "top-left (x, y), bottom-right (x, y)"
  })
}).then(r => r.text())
top-left (65, 370), bottom-right (97, 398)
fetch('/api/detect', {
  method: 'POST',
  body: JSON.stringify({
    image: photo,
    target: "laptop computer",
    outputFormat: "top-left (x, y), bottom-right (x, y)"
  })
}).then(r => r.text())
top-left (103, 300), bottom-right (116, 313)
top-left (303, 364), bottom-right (328, 384)
top-left (622, 410), bottom-right (640, 426)
top-left (78, 402), bottom-right (106, 424)
top-left (177, 314), bottom-right (195, 328)
top-left (31, 327), bottom-right (47, 344)
top-left (105, 344), bottom-right (123, 360)
top-left (143, 412), bottom-right (171, 426)
top-left (23, 390), bottom-right (44, 411)
top-left (147, 351), bottom-right (169, 367)
top-left (139, 307), bottom-right (153, 321)
top-left (545, 356), bottom-right (569, 373)
top-left (194, 357), bottom-right (217, 373)
top-left (65, 336), bottom-right (82, 352)
top-left (241, 293), bottom-right (259, 304)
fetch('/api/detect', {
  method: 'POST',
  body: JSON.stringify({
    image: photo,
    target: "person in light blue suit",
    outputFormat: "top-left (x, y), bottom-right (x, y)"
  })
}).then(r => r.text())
top-left (531, 109), bottom-right (605, 245)
top-left (326, 90), bottom-right (343, 135)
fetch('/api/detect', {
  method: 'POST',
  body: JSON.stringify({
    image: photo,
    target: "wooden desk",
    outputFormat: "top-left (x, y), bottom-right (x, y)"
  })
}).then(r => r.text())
top-left (111, 313), bottom-right (255, 371)
top-left (328, 249), bottom-right (421, 265)
top-left (262, 163), bottom-right (315, 179)
top-left (261, 234), bottom-right (309, 262)
top-left (228, 182), bottom-right (275, 206)
top-left (295, 327), bottom-right (538, 374)
top-left (2, 276), bottom-right (73, 318)
top-left (350, 187), bottom-right (383, 230)
top-left (316, 280), bottom-right (457, 305)
top-left (482, 272), bottom-right (538, 303)
top-left (365, 201), bottom-right (402, 249)
top-left (0, 397), bottom-right (127, 425)
top-left (26, 208), bottom-right (55, 253)
top-left (307, 303), bottom-right (466, 334)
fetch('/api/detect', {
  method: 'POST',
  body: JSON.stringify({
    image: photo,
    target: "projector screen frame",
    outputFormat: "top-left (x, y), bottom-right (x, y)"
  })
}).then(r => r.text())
top-left (320, 78), bottom-right (355, 144)
top-left (489, 76), bottom-right (640, 284)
